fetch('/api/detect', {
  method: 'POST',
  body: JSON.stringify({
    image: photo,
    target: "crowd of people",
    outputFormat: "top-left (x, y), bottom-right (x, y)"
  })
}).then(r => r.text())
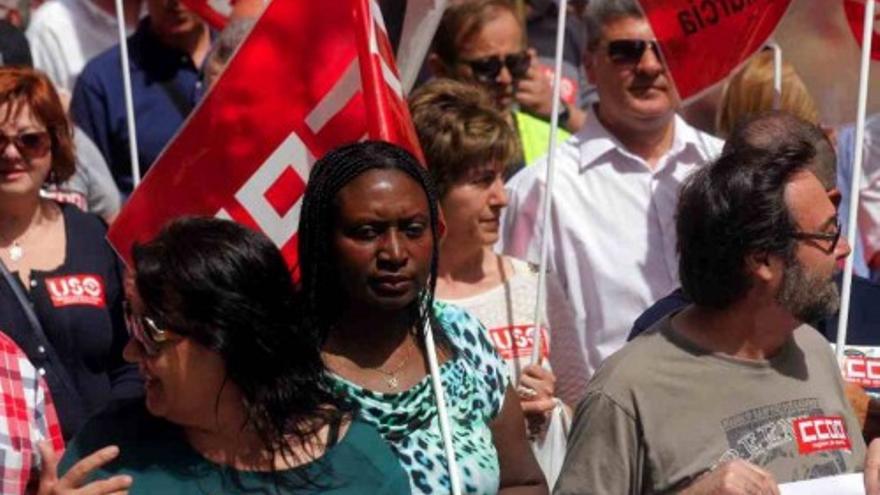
top-left (1, 0), bottom-right (880, 493)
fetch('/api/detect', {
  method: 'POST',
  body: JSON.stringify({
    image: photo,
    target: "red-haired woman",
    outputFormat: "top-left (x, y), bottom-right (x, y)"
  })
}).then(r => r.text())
top-left (0, 67), bottom-right (140, 440)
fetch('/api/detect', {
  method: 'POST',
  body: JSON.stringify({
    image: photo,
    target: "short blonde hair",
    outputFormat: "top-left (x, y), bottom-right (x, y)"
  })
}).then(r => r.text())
top-left (409, 78), bottom-right (520, 196)
top-left (716, 50), bottom-right (819, 139)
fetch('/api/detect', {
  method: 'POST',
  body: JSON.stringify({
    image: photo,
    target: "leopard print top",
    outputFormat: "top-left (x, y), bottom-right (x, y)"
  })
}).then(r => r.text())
top-left (329, 302), bottom-right (509, 494)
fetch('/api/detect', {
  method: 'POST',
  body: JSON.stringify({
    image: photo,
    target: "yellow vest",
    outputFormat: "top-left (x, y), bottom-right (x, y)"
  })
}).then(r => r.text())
top-left (514, 111), bottom-right (571, 166)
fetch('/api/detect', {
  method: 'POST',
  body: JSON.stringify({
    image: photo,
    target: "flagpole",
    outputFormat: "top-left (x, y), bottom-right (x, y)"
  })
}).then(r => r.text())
top-left (836, 0), bottom-right (874, 361)
top-left (529, 0), bottom-right (568, 366)
top-left (422, 318), bottom-right (463, 495)
top-left (114, 0), bottom-right (142, 188)
top-left (767, 41), bottom-right (782, 110)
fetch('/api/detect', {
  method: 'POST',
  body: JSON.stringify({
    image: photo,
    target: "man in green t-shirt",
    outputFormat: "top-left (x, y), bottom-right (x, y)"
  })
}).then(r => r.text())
top-left (556, 115), bottom-right (868, 494)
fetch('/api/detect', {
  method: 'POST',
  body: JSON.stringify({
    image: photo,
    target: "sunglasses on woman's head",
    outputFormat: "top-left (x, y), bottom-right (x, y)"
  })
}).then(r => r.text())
top-left (460, 51), bottom-right (531, 84)
top-left (123, 301), bottom-right (174, 356)
top-left (0, 131), bottom-right (51, 160)
top-left (606, 39), bottom-right (661, 65)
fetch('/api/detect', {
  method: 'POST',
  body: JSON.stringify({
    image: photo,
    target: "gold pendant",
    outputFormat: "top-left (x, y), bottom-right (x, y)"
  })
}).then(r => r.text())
top-left (386, 375), bottom-right (399, 389)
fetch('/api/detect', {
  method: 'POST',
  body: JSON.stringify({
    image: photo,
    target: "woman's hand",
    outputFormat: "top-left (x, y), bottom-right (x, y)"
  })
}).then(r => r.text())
top-left (37, 441), bottom-right (132, 495)
top-left (518, 364), bottom-right (557, 436)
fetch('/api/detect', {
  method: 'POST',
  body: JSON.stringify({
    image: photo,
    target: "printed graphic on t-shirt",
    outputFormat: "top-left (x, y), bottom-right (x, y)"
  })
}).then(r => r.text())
top-left (716, 399), bottom-right (850, 481)
top-left (45, 275), bottom-right (106, 308)
top-left (489, 324), bottom-right (549, 361)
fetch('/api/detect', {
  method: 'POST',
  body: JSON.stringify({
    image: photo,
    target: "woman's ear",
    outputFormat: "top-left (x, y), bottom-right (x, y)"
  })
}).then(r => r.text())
top-left (436, 206), bottom-right (448, 241)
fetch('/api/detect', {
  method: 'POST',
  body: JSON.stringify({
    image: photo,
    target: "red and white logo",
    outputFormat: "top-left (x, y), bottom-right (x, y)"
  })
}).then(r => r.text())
top-left (44, 275), bottom-right (105, 308)
top-left (843, 356), bottom-right (880, 388)
top-left (489, 325), bottom-right (549, 361)
top-left (792, 416), bottom-right (852, 454)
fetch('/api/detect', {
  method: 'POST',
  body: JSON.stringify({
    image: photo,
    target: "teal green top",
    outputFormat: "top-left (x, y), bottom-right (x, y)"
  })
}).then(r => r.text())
top-left (59, 399), bottom-right (411, 494)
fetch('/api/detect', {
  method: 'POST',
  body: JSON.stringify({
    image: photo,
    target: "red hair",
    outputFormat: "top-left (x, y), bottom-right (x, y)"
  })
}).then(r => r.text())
top-left (0, 67), bottom-right (75, 183)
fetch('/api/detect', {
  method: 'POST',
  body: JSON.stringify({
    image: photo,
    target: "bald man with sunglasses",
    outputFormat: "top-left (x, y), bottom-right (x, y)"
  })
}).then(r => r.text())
top-left (500, 0), bottom-right (723, 400)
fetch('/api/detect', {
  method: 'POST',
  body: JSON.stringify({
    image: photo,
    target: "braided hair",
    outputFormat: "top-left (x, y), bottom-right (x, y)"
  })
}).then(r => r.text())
top-left (297, 140), bottom-right (453, 353)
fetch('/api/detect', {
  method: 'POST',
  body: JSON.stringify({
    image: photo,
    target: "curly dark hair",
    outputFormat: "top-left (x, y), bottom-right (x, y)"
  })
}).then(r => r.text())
top-left (132, 217), bottom-right (349, 481)
top-left (296, 140), bottom-right (453, 353)
top-left (677, 139), bottom-right (816, 309)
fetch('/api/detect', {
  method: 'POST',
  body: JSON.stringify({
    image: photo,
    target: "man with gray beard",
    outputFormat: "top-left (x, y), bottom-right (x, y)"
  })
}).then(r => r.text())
top-left (555, 119), bottom-right (866, 494)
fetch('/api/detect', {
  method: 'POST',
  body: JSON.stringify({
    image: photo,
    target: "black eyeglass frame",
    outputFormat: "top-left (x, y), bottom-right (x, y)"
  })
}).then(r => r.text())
top-left (790, 221), bottom-right (842, 255)
top-left (457, 51), bottom-right (531, 84)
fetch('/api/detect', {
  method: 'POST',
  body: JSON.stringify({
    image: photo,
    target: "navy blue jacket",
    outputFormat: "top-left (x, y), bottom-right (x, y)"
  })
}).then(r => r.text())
top-left (70, 17), bottom-right (202, 195)
top-left (0, 204), bottom-right (142, 438)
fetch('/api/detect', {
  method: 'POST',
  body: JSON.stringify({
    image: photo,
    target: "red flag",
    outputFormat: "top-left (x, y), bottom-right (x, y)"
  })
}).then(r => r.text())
top-left (107, 0), bottom-right (421, 275)
top-left (637, 0), bottom-right (792, 101)
top-left (180, 0), bottom-right (232, 30)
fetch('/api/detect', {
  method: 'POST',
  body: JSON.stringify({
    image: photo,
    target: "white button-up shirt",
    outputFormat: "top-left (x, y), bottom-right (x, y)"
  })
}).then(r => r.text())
top-left (499, 111), bottom-right (723, 388)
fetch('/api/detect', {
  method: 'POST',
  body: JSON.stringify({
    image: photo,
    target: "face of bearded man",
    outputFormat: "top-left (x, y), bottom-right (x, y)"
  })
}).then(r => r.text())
top-left (776, 258), bottom-right (840, 325)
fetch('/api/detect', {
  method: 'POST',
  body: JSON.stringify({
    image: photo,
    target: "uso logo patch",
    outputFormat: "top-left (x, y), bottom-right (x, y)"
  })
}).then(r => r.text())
top-left (45, 275), bottom-right (106, 308)
top-left (792, 416), bottom-right (852, 454)
top-left (489, 325), bottom-right (549, 360)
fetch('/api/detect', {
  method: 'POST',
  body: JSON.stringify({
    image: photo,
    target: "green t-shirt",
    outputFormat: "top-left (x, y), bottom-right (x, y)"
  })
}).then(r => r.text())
top-left (59, 399), bottom-right (411, 494)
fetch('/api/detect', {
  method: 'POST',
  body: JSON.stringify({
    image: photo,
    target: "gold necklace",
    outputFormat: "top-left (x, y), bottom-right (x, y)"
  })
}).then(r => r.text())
top-left (372, 338), bottom-right (414, 389)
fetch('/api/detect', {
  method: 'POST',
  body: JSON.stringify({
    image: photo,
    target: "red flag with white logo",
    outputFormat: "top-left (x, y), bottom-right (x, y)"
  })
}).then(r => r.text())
top-left (636, 0), bottom-right (792, 101)
top-left (180, 0), bottom-right (233, 30)
top-left (107, 0), bottom-right (421, 275)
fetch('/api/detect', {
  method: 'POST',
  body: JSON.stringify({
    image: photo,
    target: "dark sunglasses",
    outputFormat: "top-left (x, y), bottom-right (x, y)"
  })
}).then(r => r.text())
top-left (0, 131), bottom-right (51, 160)
top-left (791, 221), bottom-right (842, 254)
top-left (123, 301), bottom-right (175, 357)
top-left (606, 39), bottom-right (661, 65)
top-left (459, 51), bottom-right (531, 83)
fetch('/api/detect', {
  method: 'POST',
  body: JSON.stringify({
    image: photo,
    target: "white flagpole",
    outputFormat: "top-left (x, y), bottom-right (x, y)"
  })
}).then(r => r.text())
top-left (835, 0), bottom-right (874, 361)
top-left (422, 318), bottom-right (462, 495)
top-left (396, 0), bottom-right (448, 92)
top-left (114, 0), bottom-right (142, 188)
top-left (530, 0), bottom-right (568, 366)
top-left (767, 41), bottom-right (782, 110)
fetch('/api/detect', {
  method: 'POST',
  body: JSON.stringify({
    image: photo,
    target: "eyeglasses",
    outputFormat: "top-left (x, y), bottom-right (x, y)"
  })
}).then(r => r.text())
top-left (790, 221), bottom-right (842, 254)
top-left (606, 39), bottom-right (661, 65)
top-left (459, 51), bottom-right (531, 83)
top-left (123, 301), bottom-right (176, 356)
top-left (0, 131), bottom-right (51, 160)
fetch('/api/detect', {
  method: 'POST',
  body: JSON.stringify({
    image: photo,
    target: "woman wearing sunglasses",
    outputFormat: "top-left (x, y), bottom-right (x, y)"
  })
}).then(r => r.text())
top-left (54, 217), bottom-right (410, 494)
top-left (428, 0), bottom-right (580, 172)
top-left (298, 140), bottom-right (546, 494)
top-left (0, 67), bottom-right (140, 440)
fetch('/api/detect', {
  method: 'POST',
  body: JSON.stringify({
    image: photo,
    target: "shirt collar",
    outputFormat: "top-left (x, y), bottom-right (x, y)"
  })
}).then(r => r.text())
top-left (130, 17), bottom-right (198, 73)
top-left (576, 105), bottom-right (713, 173)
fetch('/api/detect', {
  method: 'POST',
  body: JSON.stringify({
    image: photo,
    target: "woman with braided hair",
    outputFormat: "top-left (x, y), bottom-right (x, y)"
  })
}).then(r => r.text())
top-left (297, 140), bottom-right (547, 494)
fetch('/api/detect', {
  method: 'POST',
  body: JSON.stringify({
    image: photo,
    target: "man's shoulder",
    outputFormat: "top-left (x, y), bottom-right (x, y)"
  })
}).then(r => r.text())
top-left (587, 324), bottom-right (679, 396)
top-left (75, 43), bottom-right (122, 88)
